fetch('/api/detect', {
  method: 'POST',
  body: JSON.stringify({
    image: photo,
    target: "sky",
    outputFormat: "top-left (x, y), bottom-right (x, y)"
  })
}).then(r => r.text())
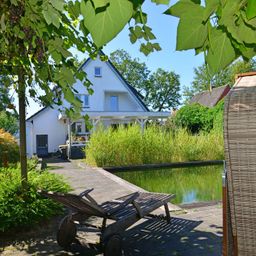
top-left (24, 1), bottom-right (204, 118)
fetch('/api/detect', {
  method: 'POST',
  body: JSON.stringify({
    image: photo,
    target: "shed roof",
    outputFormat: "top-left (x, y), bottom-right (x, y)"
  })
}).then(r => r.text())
top-left (190, 85), bottom-right (230, 107)
top-left (234, 72), bottom-right (256, 89)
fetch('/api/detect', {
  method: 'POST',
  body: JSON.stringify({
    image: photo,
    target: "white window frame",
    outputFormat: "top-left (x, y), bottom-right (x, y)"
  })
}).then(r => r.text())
top-left (110, 95), bottom-right (119, 111)
top-left (83, 94), bottom-right (89, 108)
top-left (94, 67), bottom-right (102, 77)
top-left (76, 94), bottom-right (89, 108)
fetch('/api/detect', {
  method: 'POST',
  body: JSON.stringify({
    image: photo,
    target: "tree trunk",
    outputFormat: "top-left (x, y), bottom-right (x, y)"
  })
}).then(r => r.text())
top-left (18, 73), bottom-right (28, 188)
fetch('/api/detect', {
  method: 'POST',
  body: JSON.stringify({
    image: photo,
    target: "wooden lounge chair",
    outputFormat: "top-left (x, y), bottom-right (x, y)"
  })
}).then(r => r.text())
top-left (39, 189), bottom-right (175, 256)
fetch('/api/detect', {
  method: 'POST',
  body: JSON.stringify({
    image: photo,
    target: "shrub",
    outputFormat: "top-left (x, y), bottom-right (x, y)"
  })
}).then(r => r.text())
top-left (211, 100), bottom-right (224, 131)
top-left (0, 129), bottom-right (19, 166)
top-left (85, 125), bottom-right (224, 167)
top-left (0, 167), bottom-right (70, 232)
top-left (173, 103), bottom-right (213, 133)
top-left (172, 101), bottom-right (224, 134)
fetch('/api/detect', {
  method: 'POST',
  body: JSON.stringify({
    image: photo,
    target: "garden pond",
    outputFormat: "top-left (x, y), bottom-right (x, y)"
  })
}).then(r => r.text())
top-left (115, 165), bottom-right (223, 205)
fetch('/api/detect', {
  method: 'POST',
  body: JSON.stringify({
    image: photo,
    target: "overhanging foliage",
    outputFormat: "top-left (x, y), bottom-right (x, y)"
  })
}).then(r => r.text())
top-left (165, 0), bottom-right (256, 74)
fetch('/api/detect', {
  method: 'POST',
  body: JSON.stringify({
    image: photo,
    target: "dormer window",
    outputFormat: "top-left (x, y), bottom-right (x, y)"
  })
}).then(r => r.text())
top-left (94, 67), bottom-right (102, 77)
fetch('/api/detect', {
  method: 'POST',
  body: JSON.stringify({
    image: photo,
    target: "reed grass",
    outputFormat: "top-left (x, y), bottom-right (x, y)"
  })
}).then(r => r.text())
top-left (85, 125), bottom-right (224, 167)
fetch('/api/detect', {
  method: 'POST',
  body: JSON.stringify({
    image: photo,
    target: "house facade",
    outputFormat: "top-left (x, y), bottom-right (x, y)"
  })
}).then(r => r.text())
top-left (26, 55), bottom-right (170, 157)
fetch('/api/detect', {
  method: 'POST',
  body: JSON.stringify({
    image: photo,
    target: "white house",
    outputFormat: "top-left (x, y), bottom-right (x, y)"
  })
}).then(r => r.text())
top-left (26, 55), bottom-right (170, 157)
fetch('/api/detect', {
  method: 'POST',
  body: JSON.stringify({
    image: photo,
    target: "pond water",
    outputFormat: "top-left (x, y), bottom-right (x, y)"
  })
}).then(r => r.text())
top-left (115, 166), bottom-right (223, 205)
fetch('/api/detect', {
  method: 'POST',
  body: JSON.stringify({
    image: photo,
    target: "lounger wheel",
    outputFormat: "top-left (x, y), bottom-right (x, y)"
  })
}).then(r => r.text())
top-left (103, 234), bottom-right (123, 256)
top-left (57, 215), bottom-right (77, 248)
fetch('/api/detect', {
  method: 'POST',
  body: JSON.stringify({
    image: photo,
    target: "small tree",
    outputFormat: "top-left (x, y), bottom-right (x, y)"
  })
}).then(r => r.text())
top-left (0, 0), bottom-right (162, 188)
top-left (148, 68), bottom-right (180, 111)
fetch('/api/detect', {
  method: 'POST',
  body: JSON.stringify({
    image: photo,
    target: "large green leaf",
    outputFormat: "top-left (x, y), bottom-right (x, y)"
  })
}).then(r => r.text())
top-left (218, 1), bottom-right (240, 26)
top-left (221, 14), bottom-right (256, 45)
top-left (206, 29), bottom-right (236, 74)
top-left (0, 14), bottom-right (6, 31)
top-left (176, 17), bottom-right (207, 50)
top-left (42, 4), bottom-right (60, 28)
top-left (92, 0), bottom-right (110, 9)
top-left (50, 0), bottom-right (65, 11)
top-left (237, 21), bottom-right (256, 45)
top-left (239, 45), bottom-right (256, 60)
top-left (81, 0), bottom-right (133, 47)
top-left (164, 0), bottom-right (205, 18)
top-left (151, 0), bottom-right (170, 5)
top-left (204, 0), bottom-right (219, 21)
top-left (246, 0), bottom-right (256, 20)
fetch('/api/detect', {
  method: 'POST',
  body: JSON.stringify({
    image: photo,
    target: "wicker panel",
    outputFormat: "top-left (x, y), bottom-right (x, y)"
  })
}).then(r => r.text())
top-left (224, 77), bottom-right (256, 255)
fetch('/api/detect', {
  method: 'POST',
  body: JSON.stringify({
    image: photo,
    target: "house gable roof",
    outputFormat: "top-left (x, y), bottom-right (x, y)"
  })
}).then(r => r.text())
top-left (26, 106), bottom-right (48, 121)
top-left (190, 85), bottom-right (231, 107)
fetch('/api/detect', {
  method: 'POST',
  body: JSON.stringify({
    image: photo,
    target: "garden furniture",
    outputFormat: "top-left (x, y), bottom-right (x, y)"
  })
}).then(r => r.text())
top-left (39, 188), bottom-right (174, 256)
top-left (223, 72), bottom-right (256, 255)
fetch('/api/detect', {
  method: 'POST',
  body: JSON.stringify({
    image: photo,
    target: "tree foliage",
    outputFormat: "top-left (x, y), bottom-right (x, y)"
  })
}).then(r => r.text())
top-left (0, 0), bottom-right (163, 117)
top-left (148, 69), bottom-right (180, 111)
top-left (0, 0), bottom-right (95, 117)
top-left (110, 49), bottom-right (181, 111)
top-left (184, 59), bottom-right (256, 101)
top-left (0, 0), bottom-right (166, 186)
top-left (0, 111), bottom-right (18, 135)
top-left (166, 0), bottom-right (256, 74)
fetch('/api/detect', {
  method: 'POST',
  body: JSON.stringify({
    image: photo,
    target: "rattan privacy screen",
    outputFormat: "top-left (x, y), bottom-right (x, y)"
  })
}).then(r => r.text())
top-left (224, 73), bottom-right (256, 255)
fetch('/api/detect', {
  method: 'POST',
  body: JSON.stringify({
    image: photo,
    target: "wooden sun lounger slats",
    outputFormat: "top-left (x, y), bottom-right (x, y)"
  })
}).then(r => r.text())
top-left (38, 188), bottom-right (175, 256)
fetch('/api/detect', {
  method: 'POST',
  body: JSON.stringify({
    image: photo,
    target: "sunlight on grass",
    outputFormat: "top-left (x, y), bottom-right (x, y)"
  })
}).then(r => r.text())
top-left (85, 125), bottom-right (224, 167)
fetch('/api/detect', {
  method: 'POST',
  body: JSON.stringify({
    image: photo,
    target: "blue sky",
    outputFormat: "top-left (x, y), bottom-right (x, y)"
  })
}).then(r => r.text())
top-left (25, 1), bottom-right (204, 117)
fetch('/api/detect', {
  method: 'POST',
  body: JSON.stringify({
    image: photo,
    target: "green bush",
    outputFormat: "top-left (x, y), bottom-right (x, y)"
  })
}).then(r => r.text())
top-left (0, 129), bottom-right (19, 166)
top-left (0, 167), bottom-right (70, 232)
top-left (85, 125), bottom-right (224, 167)
top-left (211, 100), bottom-right (224, 131)
top-left (173, 103), bottom-right (213, 133)
top-left (172, 101), bottom-right (224, 133)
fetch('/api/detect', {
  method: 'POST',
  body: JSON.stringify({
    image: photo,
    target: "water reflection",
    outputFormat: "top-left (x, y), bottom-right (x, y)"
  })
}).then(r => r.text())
top-left (115, 166), bottom-right (222, 204)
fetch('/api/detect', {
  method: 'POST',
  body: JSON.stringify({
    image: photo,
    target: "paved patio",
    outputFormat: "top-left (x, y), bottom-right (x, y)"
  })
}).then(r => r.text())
top-left (1, 159), bottom-right (222, 255)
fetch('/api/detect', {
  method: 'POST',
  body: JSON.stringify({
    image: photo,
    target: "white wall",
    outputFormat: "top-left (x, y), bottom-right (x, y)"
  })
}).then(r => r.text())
top-left (64, 56), bottom-right (146, 112)
top-left (26, 107), bottom-right (67, 157)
